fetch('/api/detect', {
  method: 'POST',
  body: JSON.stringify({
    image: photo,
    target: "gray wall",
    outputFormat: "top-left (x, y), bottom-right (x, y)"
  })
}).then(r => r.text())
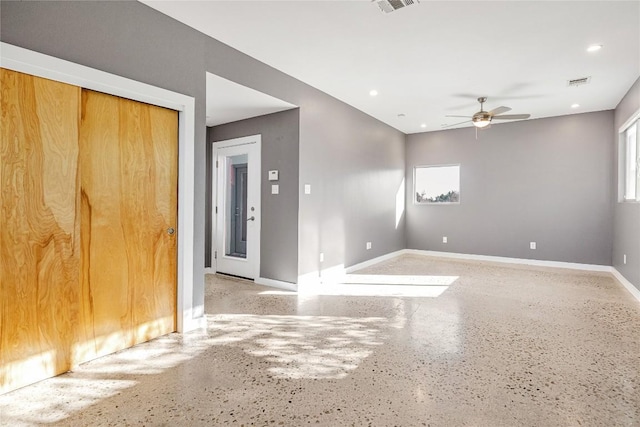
top-left (613, 77), bottom-right (640, 291)
top-left (297, 101), bottom-right (406, 275)
top-left (208, 109), bottom-right (300, 283)
top-left (405, 111), bottom-right (614, 266)
top-left (202, 35), bottom-right (407, 278)
top-left (0, 0), bottom-right (209, 315)
top-left (5, 0), bottom-right (622, 293)
top-left (1, 1), bottom-right (406, 294)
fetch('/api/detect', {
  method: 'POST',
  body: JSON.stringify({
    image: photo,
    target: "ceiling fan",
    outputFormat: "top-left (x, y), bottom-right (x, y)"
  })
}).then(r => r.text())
top-left (444, 97), bottom-right (531, 130)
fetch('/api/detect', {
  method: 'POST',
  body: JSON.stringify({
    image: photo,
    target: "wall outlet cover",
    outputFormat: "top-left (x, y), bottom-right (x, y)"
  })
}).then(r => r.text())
top-left (304, 184), bottom-right (311, 194)
top-left (442, 236), bottom-right (447, 243)
top-left (271, 184), bottom-right (279, 195)
top-left (366, 242), bottom-right (372, 250)
top-left (530, 242), bottom-right (537, 250)
top-left (319, 252), bottom-right (324, 263)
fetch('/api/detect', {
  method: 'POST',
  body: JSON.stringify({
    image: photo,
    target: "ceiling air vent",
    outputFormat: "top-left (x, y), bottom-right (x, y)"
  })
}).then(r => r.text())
top-left (373, 0), bottom-right (419, 14)
top-left (567, 76), bottom-right (591, 87)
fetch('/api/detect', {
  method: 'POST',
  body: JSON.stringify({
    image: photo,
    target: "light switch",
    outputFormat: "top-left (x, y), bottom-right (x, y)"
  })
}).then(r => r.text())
top-left (268, 170), bottom-right (279, 181)
top-left (271, 184), bottom-right (279, 195)
top-left (304, 184), bottom-right (311, 194)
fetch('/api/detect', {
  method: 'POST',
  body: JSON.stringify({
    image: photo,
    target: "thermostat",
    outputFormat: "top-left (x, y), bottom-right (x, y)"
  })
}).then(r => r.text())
top-left (268, 170), bottom-right (279, 181)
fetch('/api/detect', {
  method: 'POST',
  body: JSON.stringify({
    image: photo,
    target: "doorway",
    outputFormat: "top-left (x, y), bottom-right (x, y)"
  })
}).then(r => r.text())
top-left (213, 135), bottom-right (261, 279)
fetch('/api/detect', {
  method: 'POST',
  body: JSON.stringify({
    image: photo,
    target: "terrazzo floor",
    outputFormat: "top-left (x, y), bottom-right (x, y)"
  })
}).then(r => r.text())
top-left (1, 254), bottom-right (639, 426)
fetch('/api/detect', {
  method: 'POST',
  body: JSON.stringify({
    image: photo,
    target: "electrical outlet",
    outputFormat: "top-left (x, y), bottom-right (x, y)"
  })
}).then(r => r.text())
top-left (319, 252), bottom-right (324, 263)
top-left (442, 236), bottom-right (447, 243)
top-left (624, 254), bottom-right (627, 265)
top-left (530, 242), bottom-right (536, 250)
top-left (271, 184), bottom-right (279, 195)
top-left (366, 242), bottom-right (372, 250)
top-left (304, 184), bottom-right (311, 194)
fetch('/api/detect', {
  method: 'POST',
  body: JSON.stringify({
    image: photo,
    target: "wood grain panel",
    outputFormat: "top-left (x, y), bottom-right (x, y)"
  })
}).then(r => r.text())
top-left (1, 71), bottom-right (177, 395)
top-left (0, 69), bottom-right (81, 394)
top-left (78, 90), bottom-right (177, 360)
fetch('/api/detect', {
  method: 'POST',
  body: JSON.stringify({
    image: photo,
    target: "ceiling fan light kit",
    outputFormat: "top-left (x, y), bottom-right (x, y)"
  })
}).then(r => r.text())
top-left (373, 0), bottom-right (419, 14)
top-left (472, 113), bottom-right (492, 129)
top-left (445, 96), bottom-right (531, 131)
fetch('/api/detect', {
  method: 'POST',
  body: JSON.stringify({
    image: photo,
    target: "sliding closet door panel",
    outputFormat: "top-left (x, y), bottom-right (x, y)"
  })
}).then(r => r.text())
top-left (79, 90), bottom-right (177, 360)
top-left (77, 91), bottom-right (132, 360)
top-left (0, 69), bottom-right (81, 394)
top-left (117, 95), bottom-right (177, 344)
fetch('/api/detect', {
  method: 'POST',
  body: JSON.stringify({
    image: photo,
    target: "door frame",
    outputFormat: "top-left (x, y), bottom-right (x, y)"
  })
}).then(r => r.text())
top-left (212, 135), bottom-right (262, 279)
top-left (0, 42), bottom-right (199, 333)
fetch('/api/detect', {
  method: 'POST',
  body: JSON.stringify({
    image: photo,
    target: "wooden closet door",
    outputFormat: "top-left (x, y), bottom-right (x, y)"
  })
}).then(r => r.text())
top-left (77, 90), bottom-right (177, 361)
top-left (0, 69), bottom-right (81, 394)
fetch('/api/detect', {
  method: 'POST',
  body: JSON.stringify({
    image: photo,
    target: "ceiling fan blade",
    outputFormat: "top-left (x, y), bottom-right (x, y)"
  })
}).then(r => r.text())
top-left (442, 120), bottom-right (471, 128)
top-left (488, 106), bottom-right (511, 116)
top-left (445, 115), bottom-right (472, 118)
top-left (491, 114), bottom-right (531, 120)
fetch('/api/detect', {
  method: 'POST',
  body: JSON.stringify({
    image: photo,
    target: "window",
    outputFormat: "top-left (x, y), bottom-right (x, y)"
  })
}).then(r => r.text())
top-left (621, 118), bottom-right (640, 202)
top-left (414, 164), bottom-right (460, 204)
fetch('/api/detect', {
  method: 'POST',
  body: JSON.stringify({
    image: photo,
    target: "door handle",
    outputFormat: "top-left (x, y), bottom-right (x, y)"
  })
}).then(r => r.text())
top-left (247, 216), bottom-right (255, 222)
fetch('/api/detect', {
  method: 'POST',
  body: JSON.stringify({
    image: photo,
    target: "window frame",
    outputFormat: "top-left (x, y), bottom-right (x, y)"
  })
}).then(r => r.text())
top-left (619, 109), bottom-right (640, 203)
top-left (413, 163), bottom-right (461, 205)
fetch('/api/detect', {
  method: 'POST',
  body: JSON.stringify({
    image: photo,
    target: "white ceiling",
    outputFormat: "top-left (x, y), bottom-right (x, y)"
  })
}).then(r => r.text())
top-left (144, 1), bottom-right (640, 134)
top-left (206, 72), bottom-right (297, 127)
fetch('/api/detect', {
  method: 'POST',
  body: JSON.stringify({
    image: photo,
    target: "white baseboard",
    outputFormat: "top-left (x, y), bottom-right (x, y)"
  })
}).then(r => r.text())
top-left (345, 250), bottom-right (406, 273)
top-left (255, 276), bottom-right (298, 292)
top-left (403, 249), bottom-right (612, 272)
top-left (247, 249), bottom-right (640, 303)
top-left (298, 264), bottom-right (346, 287)
top-left (322, 264), bottom-right (346, 281)
top-left (611, 268), bottom-right (640, 303)
top-left (372, 249), bottom-right (639, 303)
top-left (203, 267), bottom-right (297, 292)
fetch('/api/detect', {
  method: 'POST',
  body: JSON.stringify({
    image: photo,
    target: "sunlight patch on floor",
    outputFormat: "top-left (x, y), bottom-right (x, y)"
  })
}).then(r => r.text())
top-left (0, 377), bottom-right (137, 426)
top-left (263, 274), bottom-right (459, 297)
top-left (0, 333), bottom-right (211, 426)
top-left (205, 314), bottom-right (388, 379)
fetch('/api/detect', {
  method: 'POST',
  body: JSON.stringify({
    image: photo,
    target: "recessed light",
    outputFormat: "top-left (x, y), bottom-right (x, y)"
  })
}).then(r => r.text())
top-left (369, 90), bottom-right (378, 97)
top-left (587, 44), bottom-right (603, 52)
top-left (571, 103), bottom-right (580, 108)
top-left (420, 123), bottom-right (427, 128)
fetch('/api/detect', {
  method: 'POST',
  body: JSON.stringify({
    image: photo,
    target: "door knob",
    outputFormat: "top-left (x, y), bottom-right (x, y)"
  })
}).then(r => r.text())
top-left (247, 216), bottom-right (255, 222)
top-left (167, 227), bottom-right (175, 235)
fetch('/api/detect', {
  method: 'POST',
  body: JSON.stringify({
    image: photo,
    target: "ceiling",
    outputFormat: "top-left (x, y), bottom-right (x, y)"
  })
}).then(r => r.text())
top-left (206, 72), bottom-right (297, 127)
top-left (144, 1), bottom-right (640, 134)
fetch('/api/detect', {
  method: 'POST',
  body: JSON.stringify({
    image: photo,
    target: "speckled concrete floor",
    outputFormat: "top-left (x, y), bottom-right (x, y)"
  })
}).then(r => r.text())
top-left (1, 254), bottom-right (639, 426)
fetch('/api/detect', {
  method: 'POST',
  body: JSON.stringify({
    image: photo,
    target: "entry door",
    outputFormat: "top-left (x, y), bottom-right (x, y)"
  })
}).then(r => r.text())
top-left (214, 136), bottom-right (261, 279)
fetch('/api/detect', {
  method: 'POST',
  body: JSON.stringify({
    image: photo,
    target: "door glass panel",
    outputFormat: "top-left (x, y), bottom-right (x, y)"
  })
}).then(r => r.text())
top-left (225, 154), bottom-right (248, 258)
